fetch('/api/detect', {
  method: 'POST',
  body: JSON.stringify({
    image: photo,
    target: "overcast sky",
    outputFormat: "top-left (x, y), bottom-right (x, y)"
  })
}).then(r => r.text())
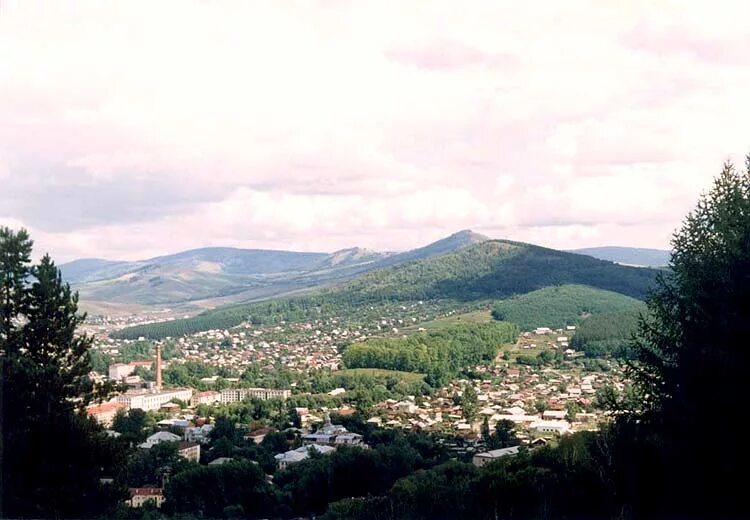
top-left (2, 1), bottom-right (750, 262)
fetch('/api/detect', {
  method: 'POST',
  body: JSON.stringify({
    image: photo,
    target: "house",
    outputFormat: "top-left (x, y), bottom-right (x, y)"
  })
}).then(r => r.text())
top-left (109, 363), bottom-right (135, 381)
top-left (139, 431), bottom-right (181, 449)
top-left (86, 401), bottom-right (125, 427)
top-left (274, 445), bottom-right (335, 470)
top-left (184, 424), bottom-right (214, 443)
top-left (129, 487), bottom-right (164, 508)
top-left (530, 420), bottom-right (572, 436)
top-left (301, 415), bottom-right (364, 447)
top-left (177, 441), bottom-right (201, 462)
top-left (472, 446), bottom-right (521, 467)
top-left (246, 426), bottom-right (274, 444)
top-left (328, 387), bottom-right (346, 396)
top-left (542, 410), bottom-right (567, 421)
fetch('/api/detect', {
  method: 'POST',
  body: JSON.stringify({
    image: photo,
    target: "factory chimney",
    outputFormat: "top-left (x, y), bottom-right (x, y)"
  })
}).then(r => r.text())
top-left (155, 344), bottom-right (162, 391)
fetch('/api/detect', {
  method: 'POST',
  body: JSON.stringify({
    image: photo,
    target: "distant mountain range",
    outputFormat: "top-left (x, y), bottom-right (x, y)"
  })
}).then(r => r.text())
top-left (61, 230), bottom-right (489, 307)
top-left (61, 231), bottom-right (666, 312)
top-left (570, 246), bottom-right (671, 267)
top-left (111, 236), bottom-right (660, 340)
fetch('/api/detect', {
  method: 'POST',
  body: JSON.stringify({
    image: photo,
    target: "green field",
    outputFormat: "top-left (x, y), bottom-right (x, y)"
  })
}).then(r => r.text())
top-left (400, 309), bottom-right (493, 333)
top-left (332, 368), bottom-right (426, 383)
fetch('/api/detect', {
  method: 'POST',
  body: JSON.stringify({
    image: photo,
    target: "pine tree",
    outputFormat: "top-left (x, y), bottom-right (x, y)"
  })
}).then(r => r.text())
top-left (625, 158), bottom-right (750, 517)
top-left (1, 228), bottom-right (127, 518)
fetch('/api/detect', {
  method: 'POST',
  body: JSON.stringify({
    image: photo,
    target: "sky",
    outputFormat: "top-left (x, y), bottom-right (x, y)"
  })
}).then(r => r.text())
top-left (2, 1), bottom-right (750, 262)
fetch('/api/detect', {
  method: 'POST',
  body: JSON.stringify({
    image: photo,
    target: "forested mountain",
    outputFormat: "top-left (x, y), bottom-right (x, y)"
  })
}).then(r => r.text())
top-left (60, 231), bottom-right (490, 306)
top-left (571, 246), bottom-right (671, 267)
top-left (113, 238), bottom-right (658, 340)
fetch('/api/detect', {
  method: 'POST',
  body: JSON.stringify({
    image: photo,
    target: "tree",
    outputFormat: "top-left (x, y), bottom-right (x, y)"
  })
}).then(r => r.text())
top-left (461, 385), bottom-right (478, 421)
top-left (626, 158), bottom-right (750, 518)
top-left (493, 419), bottom-right (519, 449)
top-left (481, 416), bottom-right (492, 446)
top-left (1, 228), bottom-right (126, 518)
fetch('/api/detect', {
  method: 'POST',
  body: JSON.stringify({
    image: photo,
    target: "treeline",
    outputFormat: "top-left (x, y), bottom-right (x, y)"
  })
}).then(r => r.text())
top-left (491, 284), bottom-right (646, 331)
top-left (322, 429), bottom-right (625, 520)
top-left (342, 322), bottom-right (518, 385)
top-left (571, 311), bottom-right (641, 358)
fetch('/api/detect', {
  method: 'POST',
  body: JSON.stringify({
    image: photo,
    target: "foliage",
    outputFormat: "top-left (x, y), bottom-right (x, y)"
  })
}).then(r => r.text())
top-left (342, 322), bottom-right (518, 384)
top-left (491, 284), bottom-right (646, 331)
top-left (571, 311), bottom-right (641, 358)
top-left (113, 240), bottom-right (656, 340)
top-left (1, 227), bottom-right (126, 518)
top-left (625, 158), bottom-right (750, 517)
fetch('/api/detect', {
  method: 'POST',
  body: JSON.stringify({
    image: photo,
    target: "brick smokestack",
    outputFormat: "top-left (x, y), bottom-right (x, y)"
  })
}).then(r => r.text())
top-left (155, 344), bottom-right (162, 390)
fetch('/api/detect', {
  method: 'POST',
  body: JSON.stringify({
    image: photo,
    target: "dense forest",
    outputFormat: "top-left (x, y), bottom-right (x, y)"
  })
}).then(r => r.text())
top-left (571, 311), bottom-right (641, 358)
top-left (342, 322), bottom-right (518, 385)
top-left (490, 284), bottom-right (646, 331)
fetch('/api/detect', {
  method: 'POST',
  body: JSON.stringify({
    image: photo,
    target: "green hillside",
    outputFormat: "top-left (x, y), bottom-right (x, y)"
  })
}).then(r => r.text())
top-left (112, 240), bottom-right (657, 340)
top-left (490, 284), bottom-right (647, 331)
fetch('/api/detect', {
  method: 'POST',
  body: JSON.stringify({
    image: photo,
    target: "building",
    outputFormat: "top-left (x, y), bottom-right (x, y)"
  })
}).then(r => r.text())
top-left (177, 441), bottom-right (201, 462)
top-left (472, 446), bottom-right (521, 467)
top-left (191, 390), bottom-right (221, 406)
top-left (129, 487), bottom-right (164, 508)
top-left (301, 415), bottom-right (364, 447)
top-left (108, 363), bottom-right (135, 381)
top-left (530, 420), bottom-right (572, 436)
top-left (275, 445), bottom-right (335, 470)
top-left (116, 388), bottom-right (193, 411)
top-left (86, 401), bottom-right (125, 427)
top-left (219, 387), bottom-right (291, 404)
top-left (185, 424), bottom-right (214, 444)
top-left (139, 431), bottom-right (181, 449)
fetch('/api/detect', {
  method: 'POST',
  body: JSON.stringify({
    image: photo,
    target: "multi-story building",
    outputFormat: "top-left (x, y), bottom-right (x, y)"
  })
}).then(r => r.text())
top-left (177, 441), bottom-right (201, 462)
top-left (219, 387), bottom-right (291, 404)
top-left (116, 388), bottom-right (193, 411)
top-left (191, 390), bottom-right (221, 406)
top-left (86, 401), bottom-right (125, 427)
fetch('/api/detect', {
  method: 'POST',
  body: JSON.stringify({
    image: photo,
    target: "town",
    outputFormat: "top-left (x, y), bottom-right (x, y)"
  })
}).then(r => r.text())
top-left (83, 307), bottom-right (627, 511)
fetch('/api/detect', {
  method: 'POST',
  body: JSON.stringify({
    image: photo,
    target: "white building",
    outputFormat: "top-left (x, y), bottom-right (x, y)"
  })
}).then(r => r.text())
top-left (116, 388), bottom-right (193, 411)
top-left (220, 387), bottom-right (291, 404)
top-left (275, 445), bottom-right (335, 470)
top-left (530, 420), bottom-right (572, 435)
top-left (472, 446), bottom-right (521, 467)
top-left (139, 431), bottom-right (181, 449)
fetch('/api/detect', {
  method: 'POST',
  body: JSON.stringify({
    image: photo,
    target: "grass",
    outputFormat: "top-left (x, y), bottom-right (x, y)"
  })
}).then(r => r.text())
top-left (400, 309), bottom-right (493, 333)
top-left (332, 368), bottom-right (426, 383)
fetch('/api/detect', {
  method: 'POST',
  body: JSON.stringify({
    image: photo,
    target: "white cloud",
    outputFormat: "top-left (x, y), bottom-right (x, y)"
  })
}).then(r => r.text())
top-left (1, 0), bottom-right (750, 260)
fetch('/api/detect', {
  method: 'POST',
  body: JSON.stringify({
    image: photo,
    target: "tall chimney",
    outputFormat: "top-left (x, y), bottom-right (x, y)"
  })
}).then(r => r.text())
top-left (155, 344), bottom-right (162, 391)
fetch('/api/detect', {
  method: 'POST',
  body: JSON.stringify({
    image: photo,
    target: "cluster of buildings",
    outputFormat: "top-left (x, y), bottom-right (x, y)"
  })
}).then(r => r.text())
top-left (274, 415), bottom-right (365, 470)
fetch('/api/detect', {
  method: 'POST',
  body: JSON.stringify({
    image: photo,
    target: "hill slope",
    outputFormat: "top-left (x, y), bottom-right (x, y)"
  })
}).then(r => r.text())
top-left (112, 239), bottom-right (658, 339)
top-left (491, 284), bottom-right (646, 331)
top-left (571, 246), bottom-right (671, 267)
top-left (62, 231), bottom-right (488, 306)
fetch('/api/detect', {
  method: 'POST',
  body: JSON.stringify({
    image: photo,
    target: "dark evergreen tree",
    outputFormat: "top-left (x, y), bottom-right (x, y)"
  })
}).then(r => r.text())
top-left (626, 158), bottom-right (750, 518)
top-left (1, 228), bottom-right (126, 518)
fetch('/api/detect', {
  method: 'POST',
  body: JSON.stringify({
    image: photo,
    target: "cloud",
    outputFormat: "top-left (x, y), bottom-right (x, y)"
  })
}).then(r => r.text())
top-left (1, 0), bottom-right (750, 261)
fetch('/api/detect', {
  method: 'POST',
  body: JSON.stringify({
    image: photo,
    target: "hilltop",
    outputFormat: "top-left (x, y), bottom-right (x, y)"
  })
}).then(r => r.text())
top-left (61, 231), bottom-right (490, 307)
top-left (112, 238), bottom-right (658, 340)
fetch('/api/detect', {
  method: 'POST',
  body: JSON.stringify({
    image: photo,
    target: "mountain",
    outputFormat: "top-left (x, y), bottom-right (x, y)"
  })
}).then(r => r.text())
top-left (61, 232), bottom-right (485, 307)
top-left (112, 238), bottom-right (659, 340)
top-left (373, 229), bottom-right (489, 267)
top-left (571, 246), bottom-right (671, 267)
